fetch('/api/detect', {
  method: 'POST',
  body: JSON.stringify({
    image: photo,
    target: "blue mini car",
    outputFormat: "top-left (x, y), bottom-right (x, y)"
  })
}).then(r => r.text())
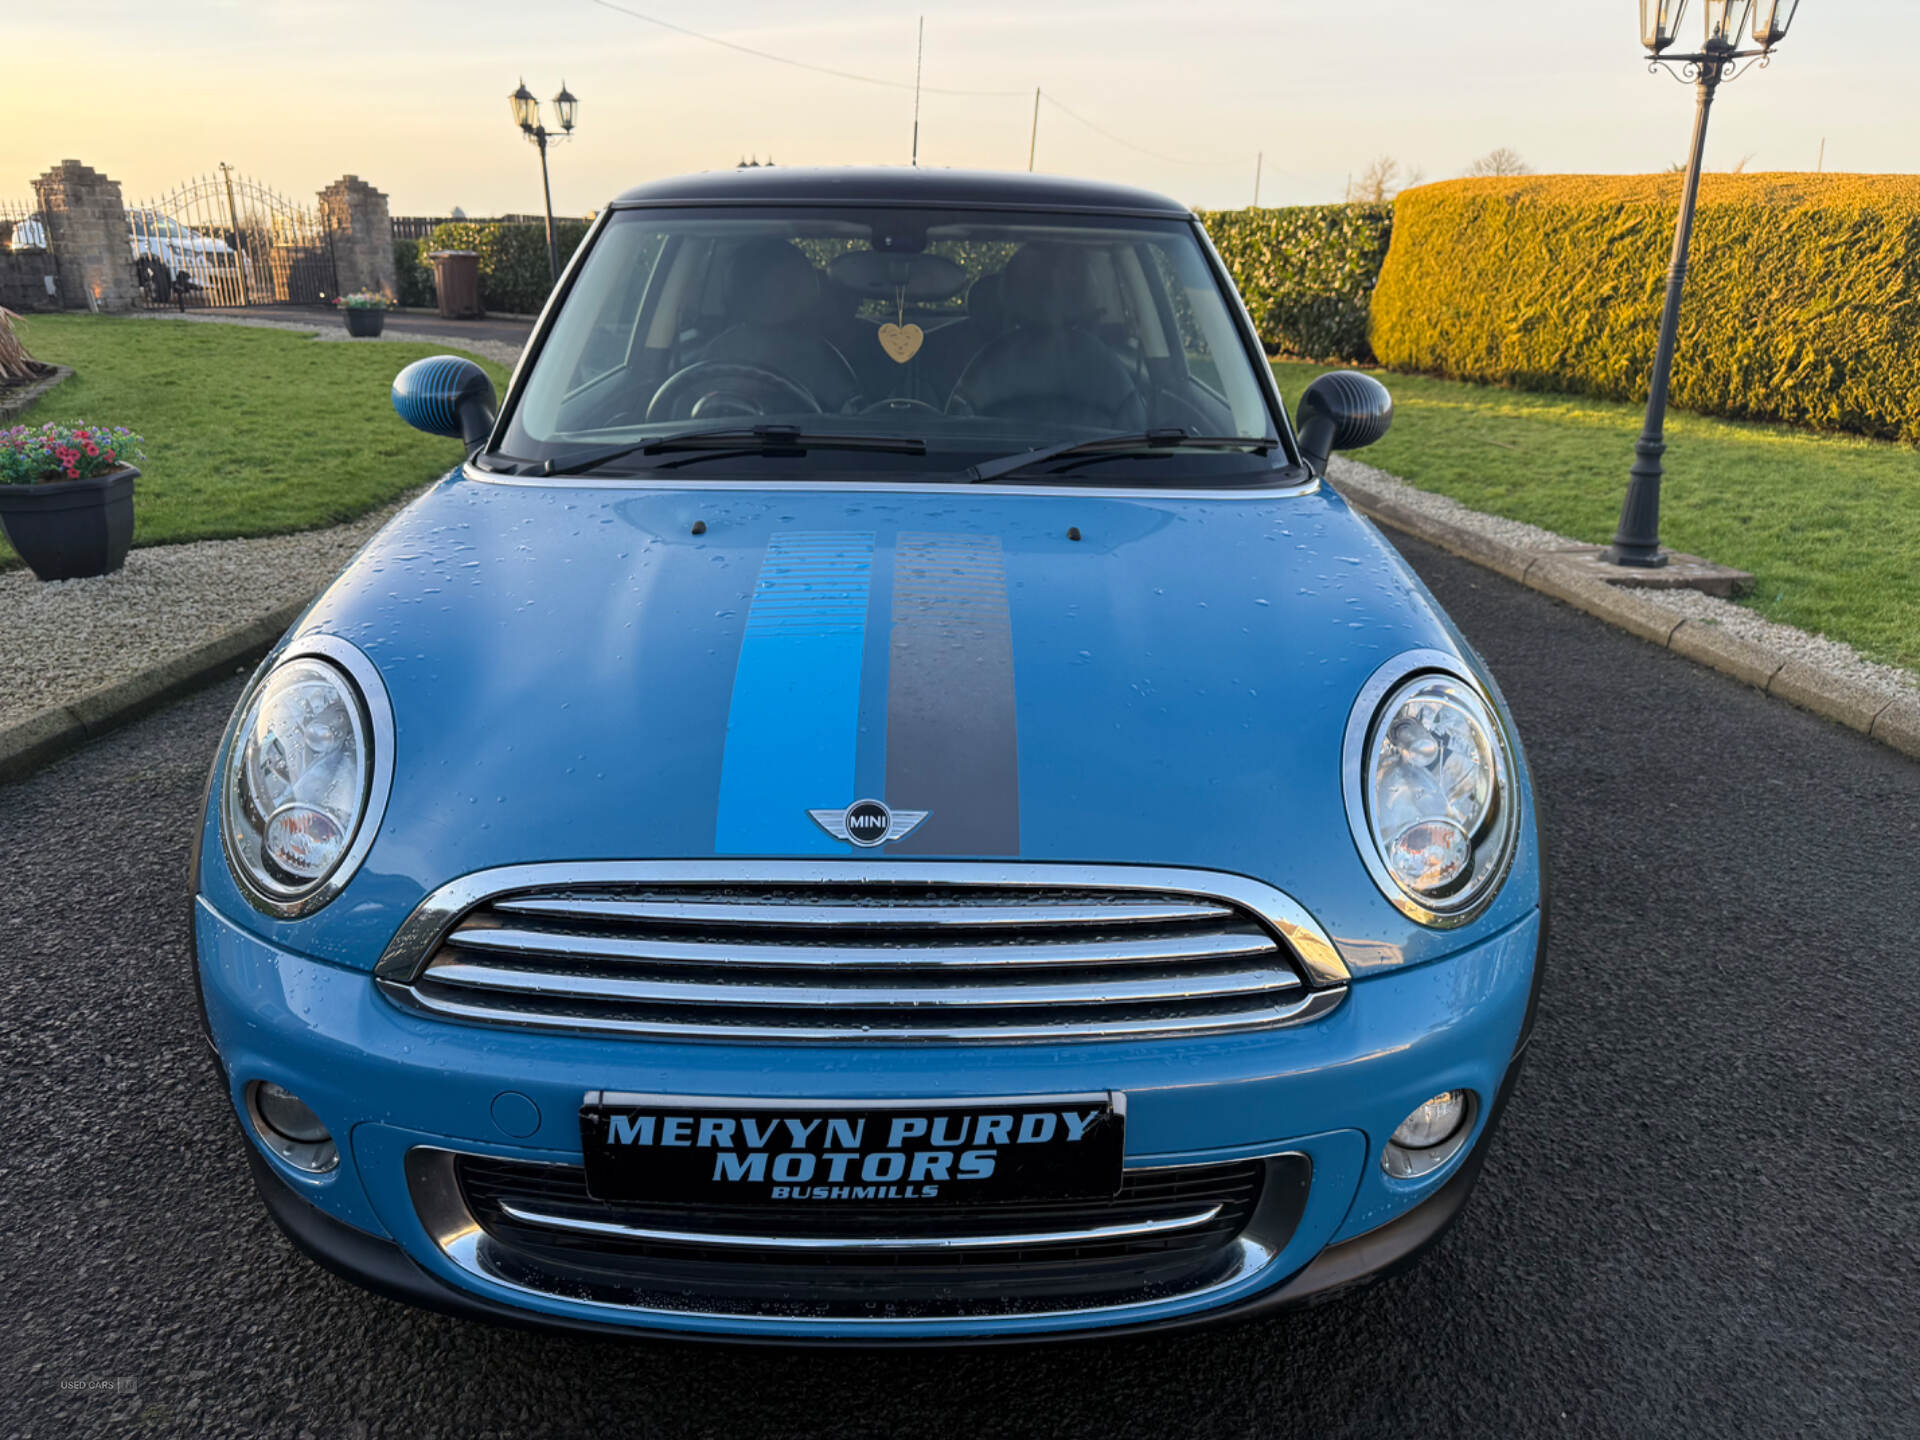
top-left (192, 167), bottom-right (1544, 1343)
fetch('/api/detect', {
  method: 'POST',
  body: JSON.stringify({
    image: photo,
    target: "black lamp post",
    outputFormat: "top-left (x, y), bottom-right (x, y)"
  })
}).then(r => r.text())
top-left (1611, 0), bottom-right (1801, 567)
top-left (509, 78), bottom-right (579, 283)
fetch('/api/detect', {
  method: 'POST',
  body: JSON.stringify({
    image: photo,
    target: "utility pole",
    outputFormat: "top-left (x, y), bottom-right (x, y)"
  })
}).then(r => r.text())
top-left (219, 161), bottom-right (248, 304)
top-left (911, 16), bottom-right (924, 166)
top-left (1028, 87), bottom-right (1040, 171)
top-left (1253, 151), bottom-right (1263, 207)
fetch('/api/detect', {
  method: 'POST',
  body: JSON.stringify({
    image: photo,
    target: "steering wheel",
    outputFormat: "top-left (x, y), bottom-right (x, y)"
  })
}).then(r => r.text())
top-left (646, 362), bottom-right (822, 423)
top-left (860, 396), bottom-right (943, 416)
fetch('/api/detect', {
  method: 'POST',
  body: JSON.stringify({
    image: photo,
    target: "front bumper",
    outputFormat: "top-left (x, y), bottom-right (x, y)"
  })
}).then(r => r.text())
top-left (199, 898), bottom-right (1541, 1342)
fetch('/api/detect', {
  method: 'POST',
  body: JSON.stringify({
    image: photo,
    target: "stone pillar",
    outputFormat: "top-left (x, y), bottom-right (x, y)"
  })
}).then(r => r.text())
top-left (318, 175), bottom-right (395, 299)
top-left (33, 160), bottom-right (135, 311)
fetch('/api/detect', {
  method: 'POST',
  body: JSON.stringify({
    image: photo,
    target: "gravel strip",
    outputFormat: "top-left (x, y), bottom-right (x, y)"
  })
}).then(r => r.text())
top-left (1632, 587), bottom-right (1920, 701)
top-left (1330, 455), bottom-right (1586, 553)
top-left (0, 499), bottom-right (411, 730)
top-left (1329, 454), bottom-right (1920, 704)
top-left (124, 311), bottom-right (523, 370)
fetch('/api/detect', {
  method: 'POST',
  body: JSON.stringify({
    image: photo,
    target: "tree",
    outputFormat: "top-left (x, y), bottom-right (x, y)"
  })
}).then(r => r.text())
top-left (1465, 146), bottom-right (1532, 177)
top-left (1350, 155), bottom-right (1425, 203)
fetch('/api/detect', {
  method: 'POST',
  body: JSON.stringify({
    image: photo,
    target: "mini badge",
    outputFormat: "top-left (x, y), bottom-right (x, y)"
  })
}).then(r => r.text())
top-left (809, 799), bottom-right (929, 847)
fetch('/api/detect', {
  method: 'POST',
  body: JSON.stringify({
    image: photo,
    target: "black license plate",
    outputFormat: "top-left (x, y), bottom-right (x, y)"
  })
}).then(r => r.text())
top-left (578, 1092), bottom-right (1125, 1205)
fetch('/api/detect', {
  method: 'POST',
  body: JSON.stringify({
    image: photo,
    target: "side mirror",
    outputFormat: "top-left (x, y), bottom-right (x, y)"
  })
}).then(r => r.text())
top-left (392, 356), bottom-right (497, 447)
top-left (1293, 371), bottom-right (1393, 478)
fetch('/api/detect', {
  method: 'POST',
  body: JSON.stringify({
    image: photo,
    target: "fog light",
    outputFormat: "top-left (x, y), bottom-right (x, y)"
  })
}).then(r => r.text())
top-left (1383, 1090), bottom-right (1472, 1179)
top-left (248, 1081), bottom-right (339, 1173)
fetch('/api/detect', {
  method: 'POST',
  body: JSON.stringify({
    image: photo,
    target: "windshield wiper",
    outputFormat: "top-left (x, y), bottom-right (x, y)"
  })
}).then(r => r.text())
top-left (966, 429), bottom-right (1276, 483)
top-left (541, 425), bottom-right (925, 477)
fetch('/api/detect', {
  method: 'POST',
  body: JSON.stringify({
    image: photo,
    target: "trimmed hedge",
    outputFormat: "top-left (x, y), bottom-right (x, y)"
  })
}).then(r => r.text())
top-left (423, 219), bottom-right (592, 315)
top-left (1369, 174), bottom-right (1920, 443)
top-left (1199, 203), bottom-right (1395, 361)
top-left (392, 238), bottom-right (435, 308)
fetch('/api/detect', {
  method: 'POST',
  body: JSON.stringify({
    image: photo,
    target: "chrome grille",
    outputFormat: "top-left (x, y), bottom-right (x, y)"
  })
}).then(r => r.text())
top-left (411, 1147), bottom-right (1312, 1322)
top-left (375, 863), bottom-right (1347, 1042)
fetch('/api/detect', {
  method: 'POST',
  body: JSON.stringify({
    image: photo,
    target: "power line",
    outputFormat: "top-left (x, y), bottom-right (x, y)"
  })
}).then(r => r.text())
top-left (586, 1), bottom-right (1259, 178)
top-left (1039, 92), bottom-right (1233, 169)
top-left (588, 0), bottom-right (1025, 96)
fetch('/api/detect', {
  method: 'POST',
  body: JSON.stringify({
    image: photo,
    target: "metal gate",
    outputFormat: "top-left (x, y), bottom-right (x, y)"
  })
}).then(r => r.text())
top-left (128, 165), bottom-right (338, 308)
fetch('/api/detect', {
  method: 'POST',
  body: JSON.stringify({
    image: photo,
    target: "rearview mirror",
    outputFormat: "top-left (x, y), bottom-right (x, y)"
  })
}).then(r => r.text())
top-left (392, 356), bottom-right (497, 447)
top-left (1293, 371), bottom-right (1393, 478)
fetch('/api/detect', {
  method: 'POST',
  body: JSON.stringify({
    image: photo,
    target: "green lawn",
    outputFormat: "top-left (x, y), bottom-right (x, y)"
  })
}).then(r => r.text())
top-left (1274, 360), bottom-right (1920, 676)
top-left (2, 315), bottom-right (509, 570)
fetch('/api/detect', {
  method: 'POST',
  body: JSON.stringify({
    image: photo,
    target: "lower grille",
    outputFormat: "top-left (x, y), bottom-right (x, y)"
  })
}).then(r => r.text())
top-left (375, 863), bottom-right (1348, 1043)
top-left (414, 1148), bottom-right (1311, 1322)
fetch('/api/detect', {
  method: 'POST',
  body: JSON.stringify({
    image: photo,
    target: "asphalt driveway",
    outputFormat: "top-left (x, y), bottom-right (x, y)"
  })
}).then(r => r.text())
top-left (3, 532), bottom-right (1915, 1439)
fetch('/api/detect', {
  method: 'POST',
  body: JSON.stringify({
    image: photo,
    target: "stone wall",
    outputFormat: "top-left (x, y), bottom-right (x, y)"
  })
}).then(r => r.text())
top-left (34, 160), bottom-right (135, 311)
top-left (0, 251), bottom-right (61, 312)
top-left (317, 175), bottom-right (395, 299)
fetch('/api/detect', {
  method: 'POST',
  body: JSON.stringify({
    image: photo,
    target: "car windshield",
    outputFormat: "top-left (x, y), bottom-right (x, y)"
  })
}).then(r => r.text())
top-left (496, 206), bottom-right (1286, 482)
top-left (134, 213), bottom-right (190, 239)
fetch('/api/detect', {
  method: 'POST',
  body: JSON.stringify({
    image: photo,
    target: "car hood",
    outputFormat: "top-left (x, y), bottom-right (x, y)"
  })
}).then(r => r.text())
top-left (222, 470), bottom-right (1538, 974)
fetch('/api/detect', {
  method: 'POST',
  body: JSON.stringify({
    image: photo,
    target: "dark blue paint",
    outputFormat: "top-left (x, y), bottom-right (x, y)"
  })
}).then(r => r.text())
top-left (391, 356), bottom-right (494, 442)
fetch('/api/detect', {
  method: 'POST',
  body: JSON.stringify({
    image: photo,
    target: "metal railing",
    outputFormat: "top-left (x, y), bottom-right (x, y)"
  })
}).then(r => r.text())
top-left (126, 165), bottom-right (336, 308)
top-left (393, 214), bottom-right (546, 242)
top-left (0, 197), bottom-right (49, 254)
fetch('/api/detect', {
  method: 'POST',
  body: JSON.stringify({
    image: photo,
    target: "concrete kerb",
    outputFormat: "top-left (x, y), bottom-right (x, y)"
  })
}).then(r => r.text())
top-left (0, 366), bottom-right (74, 424)
top-left (1329, 467), bottom-right (1915, 762)
top-left (0, 599), bottom-right (302, 783)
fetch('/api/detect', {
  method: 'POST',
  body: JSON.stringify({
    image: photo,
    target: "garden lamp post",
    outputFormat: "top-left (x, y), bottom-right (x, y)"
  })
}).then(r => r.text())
top-left (509, 79), bottom-right (579, 283)
top-left (1611, 0), bottom-right (1800, 567)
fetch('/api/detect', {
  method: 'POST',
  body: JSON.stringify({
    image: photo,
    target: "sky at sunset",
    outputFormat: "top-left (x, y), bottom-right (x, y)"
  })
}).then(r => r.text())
top-left (3, 0), bottom-right (1911, 218)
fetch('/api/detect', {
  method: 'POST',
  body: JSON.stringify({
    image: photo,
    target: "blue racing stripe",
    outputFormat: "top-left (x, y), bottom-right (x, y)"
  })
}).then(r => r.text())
top-left (715, 532), bottom-right (875, 854)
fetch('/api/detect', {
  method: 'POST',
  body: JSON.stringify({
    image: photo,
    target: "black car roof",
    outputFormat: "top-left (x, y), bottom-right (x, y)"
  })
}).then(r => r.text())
top-left (609, 167), bottom-right (1190, 218)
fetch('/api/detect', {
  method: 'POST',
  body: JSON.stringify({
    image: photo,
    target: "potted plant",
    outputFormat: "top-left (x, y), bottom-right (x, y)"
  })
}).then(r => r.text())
top-left (335, 291), bottom-right (391, 338)
top-left (0, 422), bottom-right (145, 581)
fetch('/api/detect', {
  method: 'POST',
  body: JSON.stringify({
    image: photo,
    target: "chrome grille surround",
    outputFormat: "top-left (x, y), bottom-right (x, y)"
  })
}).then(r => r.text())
top-left (374, 862), bottom-right (1348, 1043)
top-left (408, 1144), bottom-right (1313, 1328)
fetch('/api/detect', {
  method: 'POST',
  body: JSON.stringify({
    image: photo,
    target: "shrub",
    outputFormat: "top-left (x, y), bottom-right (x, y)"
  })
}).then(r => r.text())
top-left (424, 220), bottom-right (592, 315)
top-left (1198, 203), bottom-right (1395, 361)
top-left (393, 238), bottom-right (435, 308)
top-left (1368, 174), bottom-right (1920, 443)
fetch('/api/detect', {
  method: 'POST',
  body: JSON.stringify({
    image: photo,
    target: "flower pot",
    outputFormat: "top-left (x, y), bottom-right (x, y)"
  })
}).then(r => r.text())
top-left (343, 308), bottom-right (386, 338)
top-left (0, 466), bottom-right (139, 581)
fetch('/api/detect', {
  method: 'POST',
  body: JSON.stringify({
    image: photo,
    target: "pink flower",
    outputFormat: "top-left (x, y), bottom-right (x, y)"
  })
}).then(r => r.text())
top-left (84, 443), bottom-right (99, 456)
top-left (64, 465), bottom-right (79, 478)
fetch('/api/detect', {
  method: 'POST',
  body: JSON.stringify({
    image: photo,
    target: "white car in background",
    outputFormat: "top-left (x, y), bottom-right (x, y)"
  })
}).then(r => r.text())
top-left (7, 210), bottom-right (251, 289)
top-left (127, 210), bottom-right (249, 277)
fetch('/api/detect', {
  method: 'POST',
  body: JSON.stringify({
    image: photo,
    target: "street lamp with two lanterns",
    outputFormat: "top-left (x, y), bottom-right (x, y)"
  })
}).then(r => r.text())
top-left (1611, 0), bottom-right (1802, 568)
top-left (508, 79), bottom-right (580, 284)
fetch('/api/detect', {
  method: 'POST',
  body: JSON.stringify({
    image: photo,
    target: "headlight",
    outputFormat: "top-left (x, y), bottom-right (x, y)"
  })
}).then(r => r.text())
top-left (1344, 653), bottom-right (1518, 927)
top-left (220, 641), bottom-right (389, 916)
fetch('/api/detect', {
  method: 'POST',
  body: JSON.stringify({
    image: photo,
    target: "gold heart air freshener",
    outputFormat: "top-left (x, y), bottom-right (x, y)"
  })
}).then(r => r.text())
top-left (878, 321), bottom-right (923, 364)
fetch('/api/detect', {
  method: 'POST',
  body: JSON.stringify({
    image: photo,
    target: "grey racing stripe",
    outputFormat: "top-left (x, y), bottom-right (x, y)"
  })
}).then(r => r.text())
top-left (884, 532), bottom-right (1020, 856)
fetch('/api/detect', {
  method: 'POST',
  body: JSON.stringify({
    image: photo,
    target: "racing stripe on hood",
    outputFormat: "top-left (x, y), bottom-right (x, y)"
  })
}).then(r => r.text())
top-left (715, 532), bottom-right (874, 854)
top-left (884, 532), bottom-right (1020, 855)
